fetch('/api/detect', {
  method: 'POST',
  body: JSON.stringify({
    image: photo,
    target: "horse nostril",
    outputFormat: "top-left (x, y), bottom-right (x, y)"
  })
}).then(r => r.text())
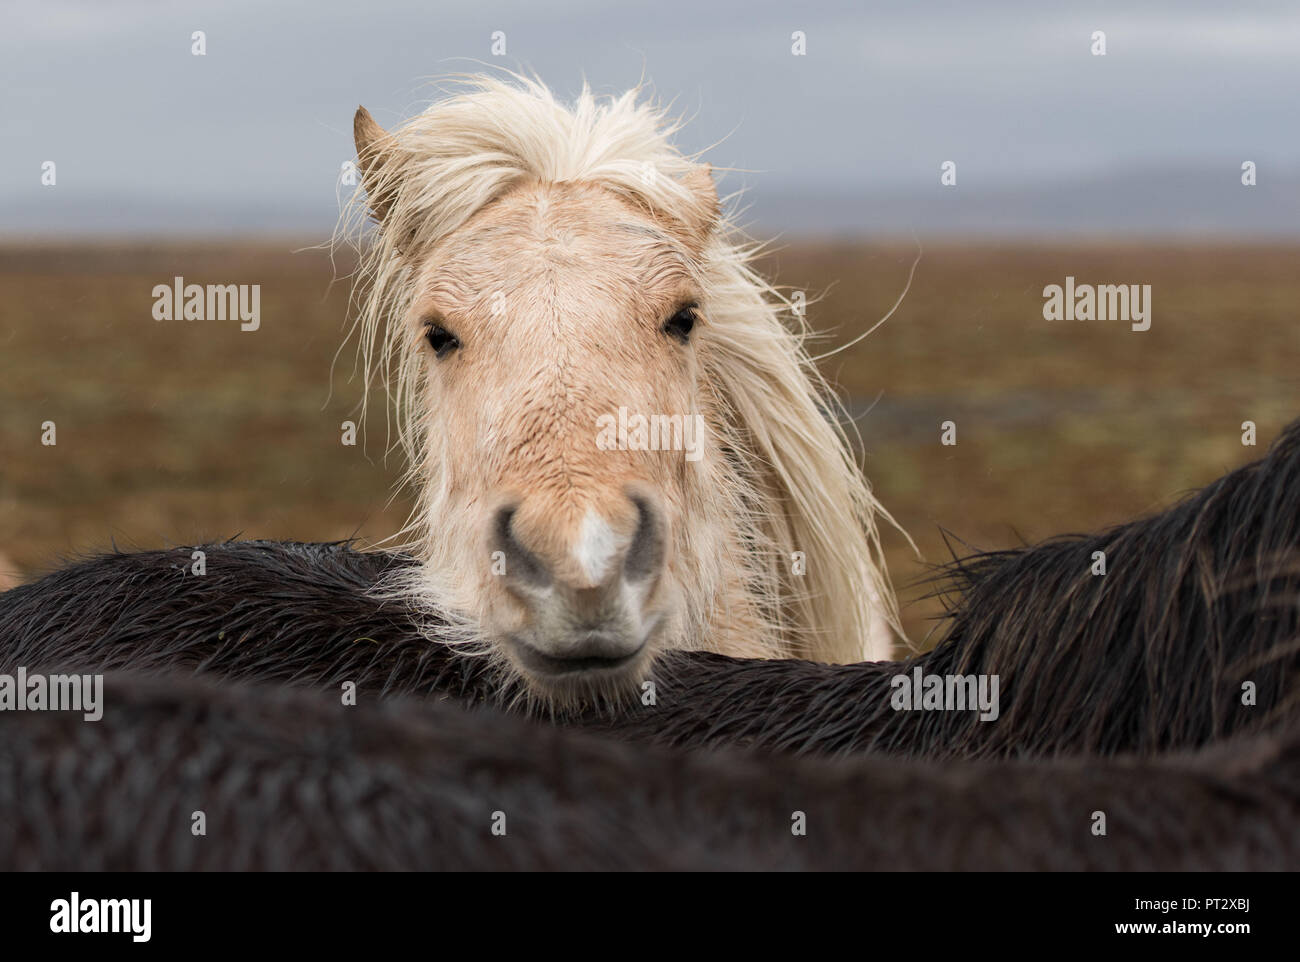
top-left (623, 494), bottom-right (664, 583)
top-left (493, 506), bottom-right (551, 588)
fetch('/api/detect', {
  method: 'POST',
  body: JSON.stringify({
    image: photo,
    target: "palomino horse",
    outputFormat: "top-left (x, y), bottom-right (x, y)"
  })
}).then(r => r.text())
top-left (344, 75), bottom-right (901, 701)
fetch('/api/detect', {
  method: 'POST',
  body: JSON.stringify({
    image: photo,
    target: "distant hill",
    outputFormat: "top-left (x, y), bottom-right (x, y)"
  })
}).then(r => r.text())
top-left (748, 165), bottom-right (1300, 239)
top-left (3, 165), bottom-right (1297, 240)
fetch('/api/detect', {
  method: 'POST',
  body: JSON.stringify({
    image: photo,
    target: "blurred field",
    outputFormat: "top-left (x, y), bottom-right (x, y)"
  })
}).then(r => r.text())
top-left (2, 241), bottom-right (1297, 647)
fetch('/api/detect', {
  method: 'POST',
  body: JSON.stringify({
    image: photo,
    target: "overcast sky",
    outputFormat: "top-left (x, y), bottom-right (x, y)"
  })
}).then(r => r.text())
top-left (3, 0), bottom-right (1299, 237)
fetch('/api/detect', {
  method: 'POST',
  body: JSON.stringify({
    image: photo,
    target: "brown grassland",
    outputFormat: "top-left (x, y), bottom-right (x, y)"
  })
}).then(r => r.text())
top-left (1, 241), bottom-right (1296, 647)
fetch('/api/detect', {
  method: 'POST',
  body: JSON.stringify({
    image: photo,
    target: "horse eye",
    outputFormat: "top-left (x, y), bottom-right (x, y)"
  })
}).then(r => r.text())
top-left (663, 305), bottom-right (698, 344)
top-left (424, 323), bottom-right (460, 359)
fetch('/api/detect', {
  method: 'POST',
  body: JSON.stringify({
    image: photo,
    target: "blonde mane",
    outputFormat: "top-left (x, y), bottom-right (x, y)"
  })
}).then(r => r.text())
top-left (339, 73), bottom-right (904, 664)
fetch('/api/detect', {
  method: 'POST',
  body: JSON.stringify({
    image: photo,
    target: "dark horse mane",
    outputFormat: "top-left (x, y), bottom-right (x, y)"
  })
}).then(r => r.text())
top-left (3, 671), bottom-right (1296, 871)
top-left (2, 419), bottom-right (1298, 760)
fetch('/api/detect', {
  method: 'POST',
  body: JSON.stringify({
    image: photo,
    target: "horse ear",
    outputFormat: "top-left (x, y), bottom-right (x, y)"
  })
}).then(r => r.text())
top-left (678, 164), bottom-right (720, 245)
top-left (353, 106), bottom-right (403, 225)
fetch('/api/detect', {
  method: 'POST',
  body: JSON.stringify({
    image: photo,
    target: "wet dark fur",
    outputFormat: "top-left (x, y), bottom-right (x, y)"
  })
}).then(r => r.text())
top-left (2, 420), bottom-right (1298, 759)
top-left (1, 672), bottom-right (1295, 870)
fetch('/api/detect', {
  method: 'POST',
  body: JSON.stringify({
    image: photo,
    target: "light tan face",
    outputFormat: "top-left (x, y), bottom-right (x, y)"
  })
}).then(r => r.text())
top-left (410, 180), bottom-right (715, 698)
